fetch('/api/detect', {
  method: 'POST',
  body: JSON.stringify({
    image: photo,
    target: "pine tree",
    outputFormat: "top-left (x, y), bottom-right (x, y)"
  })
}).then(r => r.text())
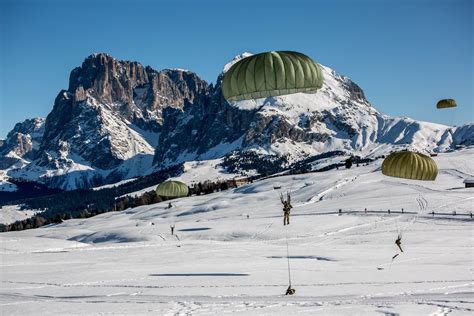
top-left (345, 158), bottom-right (353, 169)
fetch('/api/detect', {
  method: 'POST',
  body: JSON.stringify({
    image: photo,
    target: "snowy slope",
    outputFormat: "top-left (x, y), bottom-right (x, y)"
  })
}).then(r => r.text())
top-left (1, 148), bottom-right (472, 315)
top-left (0, 204), bottom-right (39, 224)
top-left (171, 158), bottom-right (238, 185)
top-left (0, 171), bottom-right (17, 192)
top-left (117, 158), bottom-right (241, 199)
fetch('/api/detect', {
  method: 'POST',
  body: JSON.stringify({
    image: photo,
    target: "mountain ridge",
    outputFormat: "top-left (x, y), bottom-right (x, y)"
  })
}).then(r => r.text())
top-left (1, 52), bottom-right (472, 190)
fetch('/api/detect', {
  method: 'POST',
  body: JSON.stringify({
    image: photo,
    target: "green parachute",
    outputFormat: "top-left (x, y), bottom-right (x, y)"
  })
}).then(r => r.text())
top-left (156, 180), bottom-right (189, 199)
top-left (221, 51), bottom-right (324, 102)
top-left (382, 151), bottom-right (438, 181)
top-left (436, 99), bottom-right (456, 109)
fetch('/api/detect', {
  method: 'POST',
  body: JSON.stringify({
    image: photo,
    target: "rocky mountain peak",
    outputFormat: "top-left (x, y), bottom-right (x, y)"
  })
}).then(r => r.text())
top-left (222, 52), bottom-right (253, 73)
top-left (68, 53), bottom-right (148, 105)
top-left (0, 118), bottom-right (45, 166)
top-left (9, 53), bottom-right (212, 187)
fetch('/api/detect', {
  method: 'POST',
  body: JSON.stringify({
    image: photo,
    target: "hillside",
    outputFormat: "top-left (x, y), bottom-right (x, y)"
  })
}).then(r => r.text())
top-left (1, 147), bottom-right (472, 315)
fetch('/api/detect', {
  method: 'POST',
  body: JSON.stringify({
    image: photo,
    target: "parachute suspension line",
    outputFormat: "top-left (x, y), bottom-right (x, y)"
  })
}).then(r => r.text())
top-left (286, 235), bottom-right (292, 286)
top-left (414, 194), bottom-right (427, 223)
top-left (386, 180), bottom-right (394, 214)
top-left (287, 179), bottom-right (294, 287)
top-left (275, 177), bottom-right (293, 205)
top-left (395, 216), bottom-right (401, 236)
top-left (400, 194), bottom-right (425, 236)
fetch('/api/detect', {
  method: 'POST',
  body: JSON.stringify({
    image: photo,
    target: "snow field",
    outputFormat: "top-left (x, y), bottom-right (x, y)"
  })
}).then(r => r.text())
top-left (0, 148), bottom-right (472, 315)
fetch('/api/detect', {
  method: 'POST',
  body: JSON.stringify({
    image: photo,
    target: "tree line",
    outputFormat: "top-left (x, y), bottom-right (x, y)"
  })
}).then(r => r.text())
top-left (0, 164), bottom-right (184, 232)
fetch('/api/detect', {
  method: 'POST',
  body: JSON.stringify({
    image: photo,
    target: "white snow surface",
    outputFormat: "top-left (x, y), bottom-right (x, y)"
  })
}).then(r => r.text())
top-left (0, 171), bottom-right (17, 192)
top-left (0, 204), bottom-right (39, 224)
top-left (171, 158), bottom-right (237, 185)
top-left (92, 178), bottom-right (138, 191)
top-left (1, 148), bottom-right (473, 315)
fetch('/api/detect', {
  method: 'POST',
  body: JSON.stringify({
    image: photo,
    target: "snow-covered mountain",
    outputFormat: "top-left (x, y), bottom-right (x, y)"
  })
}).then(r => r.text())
top-left (1, 53), bottom-right (472, 190)
top-left (2, 53), bottom-right (209, 189)
top-left (153, 54), bottom-right (473, 168)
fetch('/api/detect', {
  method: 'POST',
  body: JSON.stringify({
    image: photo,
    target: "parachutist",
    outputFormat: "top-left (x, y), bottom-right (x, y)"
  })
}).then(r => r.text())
top-left (285, 285), bottom-right (295, 295)
top-left (395, 234), bottom-right (403, 252)
top-left (280, 192), bottom-right (292, 226)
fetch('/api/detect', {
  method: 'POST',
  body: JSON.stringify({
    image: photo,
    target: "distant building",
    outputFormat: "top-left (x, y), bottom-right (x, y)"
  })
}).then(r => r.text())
top-left (226, 175), bottom-right (261, 188)
top-left (226, 177), bottom-right (250, 188)
top-left (464, 178), bottom-right (474, 188)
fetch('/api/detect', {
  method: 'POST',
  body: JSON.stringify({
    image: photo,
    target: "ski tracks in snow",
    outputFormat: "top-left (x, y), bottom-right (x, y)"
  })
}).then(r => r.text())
top-left (297, 175), bottom-right (359, 207)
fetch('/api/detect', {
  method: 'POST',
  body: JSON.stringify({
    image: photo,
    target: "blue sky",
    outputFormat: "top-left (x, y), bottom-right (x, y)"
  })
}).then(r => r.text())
top-left (0, 0), bottom-right (472, 137)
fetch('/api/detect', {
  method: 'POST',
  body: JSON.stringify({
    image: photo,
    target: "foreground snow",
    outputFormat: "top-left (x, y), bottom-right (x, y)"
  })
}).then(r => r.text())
top-left (0, 149), bottom-right (473, 315)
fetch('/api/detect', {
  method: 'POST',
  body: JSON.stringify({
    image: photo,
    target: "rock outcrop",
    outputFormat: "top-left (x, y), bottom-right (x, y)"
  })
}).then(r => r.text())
top-left (0, 118), bottom-right (45, 168)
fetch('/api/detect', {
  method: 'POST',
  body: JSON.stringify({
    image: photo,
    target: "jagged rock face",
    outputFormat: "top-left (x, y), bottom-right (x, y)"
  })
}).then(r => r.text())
top-left (153, 85), bottom-right (256, 165)
top-left (38, 53), bottom-right (210, 170)
top-left (67, 53), bottom-right (209, 129)
top-left (0, 118), bottom-right (45, 161)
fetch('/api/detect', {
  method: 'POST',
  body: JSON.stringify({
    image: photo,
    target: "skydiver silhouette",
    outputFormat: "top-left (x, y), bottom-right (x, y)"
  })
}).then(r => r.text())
top-left (280, 192), bottom-right (293, 226)
top-left (285, 285), bottom-right (295, 295)
top-left (395, 234), bottom-right (403, 252)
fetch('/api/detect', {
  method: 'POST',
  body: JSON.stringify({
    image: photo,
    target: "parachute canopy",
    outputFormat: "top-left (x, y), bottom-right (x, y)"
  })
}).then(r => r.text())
top-left (436, 99), bottom-right (456, 109)
top-left (382, 151), bottom-right (438, 181)
top-left (222, 51), bottom-right (324, 102)
top-left (156, 180), bottom-right (189, 199)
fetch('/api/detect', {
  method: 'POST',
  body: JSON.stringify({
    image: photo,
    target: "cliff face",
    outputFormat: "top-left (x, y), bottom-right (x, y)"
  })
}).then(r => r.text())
top-left (36, 53), bottom-right (209, 173)
top-left (66, 53), bottom-right (209, 128)
top-left (0, 118), bottom-right (45, 168)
